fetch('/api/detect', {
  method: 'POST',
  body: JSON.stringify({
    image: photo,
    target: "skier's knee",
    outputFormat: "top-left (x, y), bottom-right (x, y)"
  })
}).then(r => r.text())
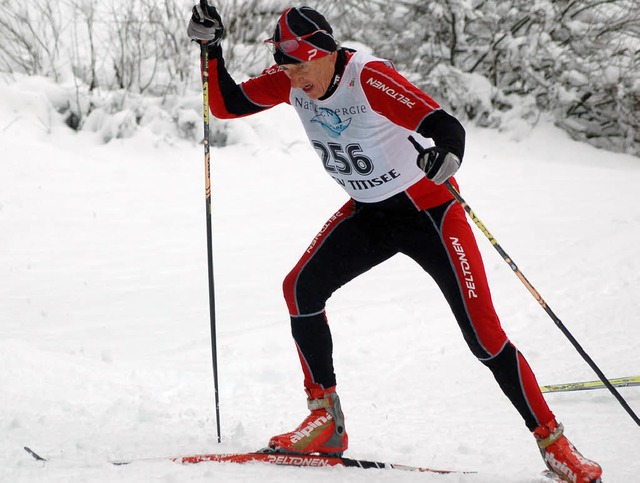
top-left (283, 268), bottom-right (327, 315)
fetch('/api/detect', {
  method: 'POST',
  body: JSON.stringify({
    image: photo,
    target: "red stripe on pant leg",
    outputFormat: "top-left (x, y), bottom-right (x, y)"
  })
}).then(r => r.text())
top-left (441, 202), bottom-right (507, 356)
top-left (282, 200), bottom-right (356, 316)
top-left (295, 340), bottom-right (320, 395)
top-left (518, 351), bottom-right (555, 427)
top-left (442, 203), bottom-right (554, 428)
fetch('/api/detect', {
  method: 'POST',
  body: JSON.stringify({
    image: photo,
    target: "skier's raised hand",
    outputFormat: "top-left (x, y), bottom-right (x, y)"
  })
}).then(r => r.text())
top-left (187, 1), bottom-right (224, 45)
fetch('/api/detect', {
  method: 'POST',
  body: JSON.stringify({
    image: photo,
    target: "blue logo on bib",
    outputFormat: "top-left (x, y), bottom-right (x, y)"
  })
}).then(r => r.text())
top-left (311, 108), bottom-right (352, 138)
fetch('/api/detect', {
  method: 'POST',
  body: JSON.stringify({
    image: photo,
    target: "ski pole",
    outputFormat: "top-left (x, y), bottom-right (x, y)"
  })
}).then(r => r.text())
top-left (200, 18), bottom-right (222, 443)
top-left (442, 179), bottom-right (640, 427)
top-left (406, 135), bottom-right (639, 427)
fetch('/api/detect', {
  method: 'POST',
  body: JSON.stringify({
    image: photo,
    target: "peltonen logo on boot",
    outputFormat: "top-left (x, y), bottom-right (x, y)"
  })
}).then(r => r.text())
top-left (290, 414), bottom-right (333, 444)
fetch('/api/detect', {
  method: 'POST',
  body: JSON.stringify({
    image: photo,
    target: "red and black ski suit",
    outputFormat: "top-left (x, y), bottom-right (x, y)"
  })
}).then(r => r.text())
top-left (205, 46), bottom-right (554, 431)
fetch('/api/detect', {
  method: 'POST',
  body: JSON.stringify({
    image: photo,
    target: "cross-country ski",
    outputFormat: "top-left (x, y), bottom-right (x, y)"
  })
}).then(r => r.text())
top-left (25, 445), bottom-right (471, 473)
top-left (115, 448), bottom-right (475, 474)
top-left (29, 445), bottom-right (592, 480)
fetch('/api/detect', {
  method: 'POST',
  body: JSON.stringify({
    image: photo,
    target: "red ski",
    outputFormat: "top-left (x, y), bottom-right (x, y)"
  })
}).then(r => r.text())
top-left (149, 450), bottom-right (473, 474)
top-left (26, 446), bottom-right (473, 474)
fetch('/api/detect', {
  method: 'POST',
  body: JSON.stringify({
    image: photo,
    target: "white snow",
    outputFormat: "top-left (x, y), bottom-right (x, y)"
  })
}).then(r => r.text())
top-left (1, 74), bottom-right (639, 483)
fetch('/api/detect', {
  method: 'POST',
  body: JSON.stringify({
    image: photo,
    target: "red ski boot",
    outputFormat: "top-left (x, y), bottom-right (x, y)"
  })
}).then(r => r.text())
top-left (268, 388), bottom-right (348, 455)
top-left (534, 419), bottom-right (602, 482)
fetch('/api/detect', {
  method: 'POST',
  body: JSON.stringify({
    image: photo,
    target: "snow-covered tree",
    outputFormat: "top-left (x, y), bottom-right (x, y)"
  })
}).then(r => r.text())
top-left (0, 0), bottom-right (637, 154)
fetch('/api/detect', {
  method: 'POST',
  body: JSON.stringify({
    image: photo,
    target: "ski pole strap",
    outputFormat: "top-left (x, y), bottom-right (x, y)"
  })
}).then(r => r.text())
top-left (307, 397), bottom-right (331, 411)
top-left (536, 422), bottom-right (565, 449)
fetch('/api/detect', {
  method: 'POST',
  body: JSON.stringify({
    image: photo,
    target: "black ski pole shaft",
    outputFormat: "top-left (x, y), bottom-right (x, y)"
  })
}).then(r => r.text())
top-left (201, 39), bottom-right (221, 443)
top-left (443, 179), bottom-right (640, 427)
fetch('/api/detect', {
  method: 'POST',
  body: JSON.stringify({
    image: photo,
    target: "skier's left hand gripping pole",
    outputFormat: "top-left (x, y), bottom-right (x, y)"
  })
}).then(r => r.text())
top-left (200, 0), bottom-right (221, 443)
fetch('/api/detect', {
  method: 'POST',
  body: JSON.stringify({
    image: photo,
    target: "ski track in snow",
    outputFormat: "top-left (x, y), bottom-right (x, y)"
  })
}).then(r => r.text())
top-left (1, 80), bottom-right (639, 482)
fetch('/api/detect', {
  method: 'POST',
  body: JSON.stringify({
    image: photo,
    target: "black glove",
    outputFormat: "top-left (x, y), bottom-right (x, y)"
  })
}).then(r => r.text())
top-left (408, 136), bottom-right (461, 185)
top-left (187, 1), bottom-right (224, 45)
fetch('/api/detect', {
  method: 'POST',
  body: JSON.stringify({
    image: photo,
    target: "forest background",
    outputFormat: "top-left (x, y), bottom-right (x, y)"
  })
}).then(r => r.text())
top-left (1, 0), bottom-right (638, 156)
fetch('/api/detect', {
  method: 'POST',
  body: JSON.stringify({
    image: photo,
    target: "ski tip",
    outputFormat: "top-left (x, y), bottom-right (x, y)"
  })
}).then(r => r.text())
top-left (24, 446), bottom-right (47, 462)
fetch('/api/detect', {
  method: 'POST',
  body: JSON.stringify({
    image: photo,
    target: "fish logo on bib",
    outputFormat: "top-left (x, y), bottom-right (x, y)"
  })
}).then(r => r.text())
top-left (311, 108), bottom-right (352, 138)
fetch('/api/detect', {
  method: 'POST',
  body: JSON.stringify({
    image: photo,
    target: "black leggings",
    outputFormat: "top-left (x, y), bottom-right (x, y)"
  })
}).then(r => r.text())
top-left (283, 193), bottom-right (553, 430)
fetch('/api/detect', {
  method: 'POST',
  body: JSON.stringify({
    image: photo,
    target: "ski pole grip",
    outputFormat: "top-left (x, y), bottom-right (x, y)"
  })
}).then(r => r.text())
top-left (407, 135), bottom-right (427, 156)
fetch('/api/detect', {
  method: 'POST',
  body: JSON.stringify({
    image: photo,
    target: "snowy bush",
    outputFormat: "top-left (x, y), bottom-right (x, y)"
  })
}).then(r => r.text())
top-left (0, 0), bottom-right (637, 155)
top-left (329, 0), bottom-right (640, 155)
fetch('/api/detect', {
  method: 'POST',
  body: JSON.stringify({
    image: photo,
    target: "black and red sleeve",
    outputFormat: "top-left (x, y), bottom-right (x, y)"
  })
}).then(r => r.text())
top-left (360, 61), bottom-right (465, 160)
top-left (205, 47), bottom-right (292, 119)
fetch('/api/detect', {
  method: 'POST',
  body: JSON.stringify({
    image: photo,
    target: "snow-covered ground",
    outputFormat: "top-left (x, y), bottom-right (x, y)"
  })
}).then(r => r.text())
top-left (1, 75), bottom-right (639, 483)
